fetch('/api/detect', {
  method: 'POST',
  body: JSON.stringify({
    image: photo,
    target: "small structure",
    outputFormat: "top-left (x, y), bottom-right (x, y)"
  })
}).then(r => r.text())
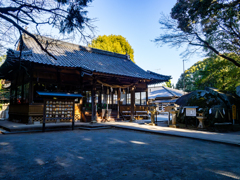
top-left (176, 88), bottom-right (240, 129)
top-left (148, 86), bottom-right (184, 112)
top-left (0, 34), bottom-right (171, 124)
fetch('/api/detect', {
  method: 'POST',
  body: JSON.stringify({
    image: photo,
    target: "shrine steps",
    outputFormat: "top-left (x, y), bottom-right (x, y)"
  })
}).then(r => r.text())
top-left (84, 111), bottom-right (124, 122)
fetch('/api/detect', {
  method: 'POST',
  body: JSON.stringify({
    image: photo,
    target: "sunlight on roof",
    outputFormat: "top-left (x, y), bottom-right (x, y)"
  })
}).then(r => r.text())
top-left (206, 168), bottom-right (240, 179)
top-left (82, 138), bottom-right (92, 141)
top-left (78, 156), bottom-right (84, 159)
top-left (35, 158), bottom-right (45, 165)
top-left (130, 141), bottom-right (148, 145)
top-left (0, 142), bottom-right (9, 145)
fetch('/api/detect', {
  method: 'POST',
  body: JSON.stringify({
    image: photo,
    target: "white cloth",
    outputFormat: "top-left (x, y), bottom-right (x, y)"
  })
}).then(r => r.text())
top-left (209, 108), bottom-right (212, 114)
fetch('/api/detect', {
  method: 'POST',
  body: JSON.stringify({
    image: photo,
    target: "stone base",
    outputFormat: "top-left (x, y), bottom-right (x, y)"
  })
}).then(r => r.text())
top-left (169, 124), bottom-right (179, 128)
top-left (145, 123), bottom-right (157, 126)
top-left (90, 121), bottom-right (97, 124)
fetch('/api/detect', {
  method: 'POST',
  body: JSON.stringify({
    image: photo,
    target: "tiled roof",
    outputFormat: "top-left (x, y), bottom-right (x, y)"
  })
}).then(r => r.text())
top-left (148, 86), bottom-right (184, 100)
top-left (6, 34), bottom-right (171, 82)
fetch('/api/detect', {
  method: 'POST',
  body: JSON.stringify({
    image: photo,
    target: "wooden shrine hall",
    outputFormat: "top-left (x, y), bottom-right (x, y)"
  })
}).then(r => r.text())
top-left (0, 34), bottom-right (171, 124)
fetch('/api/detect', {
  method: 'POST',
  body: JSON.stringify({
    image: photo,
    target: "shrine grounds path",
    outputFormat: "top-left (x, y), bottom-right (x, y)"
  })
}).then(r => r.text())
top-left (1, 129), bottom-right (240, 180)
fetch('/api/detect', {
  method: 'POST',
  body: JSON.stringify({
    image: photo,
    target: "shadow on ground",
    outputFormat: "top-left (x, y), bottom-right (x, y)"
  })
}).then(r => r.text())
top-left (0, 129), bottom-right (240, 180)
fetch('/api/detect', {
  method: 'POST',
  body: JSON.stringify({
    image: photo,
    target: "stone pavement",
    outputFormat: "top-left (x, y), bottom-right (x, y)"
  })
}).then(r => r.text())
top-left (0, 120), bottom-right (109, 133)
top-left (105, 122), bottom-right (240, 146)
top-left (1, 120), bottom-right (240, 146)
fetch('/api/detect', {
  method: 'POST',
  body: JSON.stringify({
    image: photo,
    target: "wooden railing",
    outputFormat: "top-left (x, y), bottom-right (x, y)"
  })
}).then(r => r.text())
top-left (120, 105), bottom-right (148, 112)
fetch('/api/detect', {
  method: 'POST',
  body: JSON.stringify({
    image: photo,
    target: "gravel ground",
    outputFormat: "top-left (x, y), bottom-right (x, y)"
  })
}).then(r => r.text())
top-left (0, 128), bottom-right (240, 180)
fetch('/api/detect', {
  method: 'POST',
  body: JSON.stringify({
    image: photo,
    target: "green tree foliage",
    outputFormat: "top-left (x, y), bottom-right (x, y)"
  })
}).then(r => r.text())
top-left (164, 80), bottom-right (173, 88)
top-left (0, 55), bottom-right (6, 65)
top-left (155, 0), bottom-right (240, 67)
top-left (89, 35), bottom-right (135, 63)
top-left (0, 0), bottom-right (94, 57)
top-left (176, 54), bottom-right (240, 92)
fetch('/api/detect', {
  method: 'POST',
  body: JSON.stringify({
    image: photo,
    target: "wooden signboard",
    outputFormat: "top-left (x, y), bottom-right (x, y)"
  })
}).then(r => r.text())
top-left (186, 108), bottom-right (196, 117)
top-left (45, 100), bottom-right (74, 121)
top-left (43, 99), bottom-right (75, 132)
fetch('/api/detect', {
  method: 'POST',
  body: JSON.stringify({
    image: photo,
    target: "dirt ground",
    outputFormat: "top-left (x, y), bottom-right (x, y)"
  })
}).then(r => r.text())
top-left (0, 128), bottom-right (240, 180)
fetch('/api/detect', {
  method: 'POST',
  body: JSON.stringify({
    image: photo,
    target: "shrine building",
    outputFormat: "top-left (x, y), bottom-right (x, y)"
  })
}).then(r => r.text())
top-left (0, 34), bottom-right (171, 124)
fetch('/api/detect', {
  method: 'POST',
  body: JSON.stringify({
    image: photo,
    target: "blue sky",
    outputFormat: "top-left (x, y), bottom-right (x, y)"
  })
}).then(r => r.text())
top-left (7, 0), bottom-right (202, 86)
top-left (84, 0), bottom-right (203, 86)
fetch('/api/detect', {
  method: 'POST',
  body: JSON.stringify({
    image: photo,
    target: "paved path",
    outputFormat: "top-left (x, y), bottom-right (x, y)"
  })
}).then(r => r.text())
top-left (1, 129), bottom-right (240, 180)
top-left (106, 122), bottom-right (240, 146)
top-left (0, 121), bottom-right (107, 132)
top-left (1, 120), bottom-right (240, 146)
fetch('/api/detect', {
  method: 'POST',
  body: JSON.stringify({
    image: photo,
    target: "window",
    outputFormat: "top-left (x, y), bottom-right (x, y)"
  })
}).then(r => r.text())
top-left (127, 93), bottom-right (131, 105)
top-left (121, 92), bottom-right (126, 105)
top-left (107, 94), bottom-right (112, 104)
top-left (86, 91), bottom-right (91, 103)
top-left (113, 94), bottom-right (117, 104)
top-left (135, 92), bottom-right (140, 105)
top-left (141, 92), bottom-right (146, 105)
top-left (95, 94), bottom-right (98, 103)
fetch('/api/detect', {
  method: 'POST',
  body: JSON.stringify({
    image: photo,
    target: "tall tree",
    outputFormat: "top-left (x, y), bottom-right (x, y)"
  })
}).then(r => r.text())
top-left (0, 0), bottom-right (94, 58)
top-left (155, 0), bottom-right (240, 67)
top-left (89, 35), bottom-right (135, 63)
top-left (176, 54), bottom-right (240, 92)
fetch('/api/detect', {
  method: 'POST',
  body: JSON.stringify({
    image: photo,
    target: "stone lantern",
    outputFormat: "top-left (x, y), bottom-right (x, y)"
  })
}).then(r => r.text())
top-left (165, 104), bottom-right (179, 128)
top-left (148, 104), bottom-right (157, 126)
top-left (197, 112), bottom-right (206, 129)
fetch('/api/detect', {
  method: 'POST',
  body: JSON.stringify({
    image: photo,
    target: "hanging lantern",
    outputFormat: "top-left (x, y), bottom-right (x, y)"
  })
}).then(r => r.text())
top-left (115, 89), bottom-right (117, 95)
top-left (123, 89), bottom-right (125, 94)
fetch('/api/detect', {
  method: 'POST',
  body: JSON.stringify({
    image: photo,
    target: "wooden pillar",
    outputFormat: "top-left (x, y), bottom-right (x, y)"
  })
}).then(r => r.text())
top-left (111, 90), bottom-right (113, 105)
top-left (146, 88), bottom-right (148, 105)
top-left (125, 90), bottom-right (127, 105)
top-left (21, 71), bottom-right (25, 104)
top-left (117, 88), bottom-right (121, 118)
top-left (98, 91), bottom-right (101, 105)
top-left (42, 99), bottom-right (46, 132)
top-left (80, 70), bottom-right (83, 121)
top-left (72, 101), bottom-right (75, 130)
top-left (98, 90), bottom-right (101, 114)
top-left (29, 71), bottom-right (33, 104)
top-left (130, 86), bottom-right (135, 121)
top-left (140, 91), bottom-right (142, 105)
top-left (91, 79), bottom-right (97, 123)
